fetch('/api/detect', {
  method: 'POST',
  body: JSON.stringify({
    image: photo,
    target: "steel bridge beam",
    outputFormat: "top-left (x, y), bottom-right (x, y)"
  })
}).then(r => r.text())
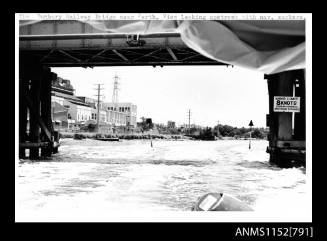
top-left (20, 33), bottom-right (181, 41)
top-left (166, 47), bottom-right (178, 61)
top-left (40, 61), bottom-right (226, 67)
top-left (112, 49), bottom-right (129, 62)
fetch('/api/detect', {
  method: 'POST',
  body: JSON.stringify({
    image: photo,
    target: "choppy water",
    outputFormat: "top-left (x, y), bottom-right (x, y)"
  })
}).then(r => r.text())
top-left (16, 139), bottom-right (308, 219)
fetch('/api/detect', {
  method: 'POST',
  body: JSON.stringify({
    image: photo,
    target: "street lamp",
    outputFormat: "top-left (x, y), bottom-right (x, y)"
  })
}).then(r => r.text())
top-left (248, 120), bottom-right (254, 149)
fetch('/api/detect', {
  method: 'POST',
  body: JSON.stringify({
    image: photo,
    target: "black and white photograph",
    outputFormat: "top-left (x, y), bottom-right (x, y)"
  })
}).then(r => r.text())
top-left (15, 13), bottom-right (312, 224)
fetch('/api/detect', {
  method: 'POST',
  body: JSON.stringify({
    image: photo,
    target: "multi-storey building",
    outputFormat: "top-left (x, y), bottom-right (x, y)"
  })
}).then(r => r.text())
top-left (62, 99), bottom-right (93, 123)
top-left (167, 121), bottom-right (176, 129)
top-left (51, 76), bottom-right (137, 130)
top-left (51, 76), bottom-right (93, 127)
top-left (102, 102), bottom-right (137, 127)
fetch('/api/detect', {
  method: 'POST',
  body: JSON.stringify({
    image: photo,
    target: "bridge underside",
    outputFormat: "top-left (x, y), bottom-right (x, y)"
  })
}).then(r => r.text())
top-left (20, 46), bottom-right (227, 67)
top-left (19, 20), bottom-right (227, 67)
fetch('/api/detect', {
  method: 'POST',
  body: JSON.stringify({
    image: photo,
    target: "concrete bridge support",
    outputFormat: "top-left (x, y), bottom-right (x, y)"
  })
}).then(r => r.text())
top-left (265, 69), bottom-right (306, 167)
top-left (19, 60), bottom-right (58, 160)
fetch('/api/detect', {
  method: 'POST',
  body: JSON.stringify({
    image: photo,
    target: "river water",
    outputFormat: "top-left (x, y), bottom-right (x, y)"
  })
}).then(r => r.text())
top-left (16, 139), bottom-right (309, 221)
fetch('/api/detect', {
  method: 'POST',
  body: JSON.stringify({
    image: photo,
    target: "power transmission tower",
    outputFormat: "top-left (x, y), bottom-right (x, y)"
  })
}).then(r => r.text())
top-left (94, 84), bottom-right (104, 133)
top-left (111, 74), bottom-right (120, 133)
top-left (112, 74), bottom-right (120, 106)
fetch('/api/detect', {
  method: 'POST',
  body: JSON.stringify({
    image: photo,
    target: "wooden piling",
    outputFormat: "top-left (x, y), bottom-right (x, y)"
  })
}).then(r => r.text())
top-left (19, 56), bottom-right (59, 159)
top-left (276, 72), bottom-right (293, 141)
top-left (40, 67), bottom-right (54, 157)
top-left (19, 74), bottom-right (28, 159)
top-left (29, 66), bottom-right (42, 159)
top-left (294, 69), bottom-right (306, 140)
top-left (266, 69), bottom-right (305, 166)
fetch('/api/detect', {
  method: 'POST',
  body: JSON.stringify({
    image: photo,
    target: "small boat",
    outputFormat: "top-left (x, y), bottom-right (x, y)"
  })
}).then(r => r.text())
top-left (95, 137), bottom-right (120, 142)
top-left (192, 192), bottom-right (253, 211)
top-left (73, 133), bottom-right (86, 140)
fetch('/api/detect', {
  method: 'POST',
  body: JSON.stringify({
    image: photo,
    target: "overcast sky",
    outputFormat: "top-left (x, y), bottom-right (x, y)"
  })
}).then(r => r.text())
top-left (51, 65), bottom-right (268, 128)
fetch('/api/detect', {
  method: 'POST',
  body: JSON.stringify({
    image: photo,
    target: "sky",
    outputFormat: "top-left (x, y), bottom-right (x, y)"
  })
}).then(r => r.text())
top-left (51, 65), bottom-right (268, 128)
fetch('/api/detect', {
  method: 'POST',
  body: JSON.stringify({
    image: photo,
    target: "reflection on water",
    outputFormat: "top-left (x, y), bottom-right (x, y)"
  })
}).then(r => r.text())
top-left (16, 139), bottom-right (307, 214)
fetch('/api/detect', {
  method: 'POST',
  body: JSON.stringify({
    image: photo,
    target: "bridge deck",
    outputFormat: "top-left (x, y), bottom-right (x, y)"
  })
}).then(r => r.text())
top-left (19, 21), bottom-right (227, 67)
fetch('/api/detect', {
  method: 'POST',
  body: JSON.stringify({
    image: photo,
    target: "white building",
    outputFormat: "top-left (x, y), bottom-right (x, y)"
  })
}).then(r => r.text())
top-left (52, 95), bottom-right (65, 106)
top-left (102, 102), bottom-right (137, 127)
top-left (62, 99), bottom-right (93, 123)
top-left (51, 84), bottom-right (136, 128)
top-left (106, 110), bottom-right (127, 126)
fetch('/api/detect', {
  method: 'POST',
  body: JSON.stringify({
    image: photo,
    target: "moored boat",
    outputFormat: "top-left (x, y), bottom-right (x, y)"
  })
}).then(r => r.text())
top-left (94, 137), bottom-right (120, 141)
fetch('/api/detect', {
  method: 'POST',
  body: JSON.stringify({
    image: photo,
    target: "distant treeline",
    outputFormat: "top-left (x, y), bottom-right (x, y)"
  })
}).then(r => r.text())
top-left (212, 125), bottom-right (268, 139)
top-left (156, 124), bottom-right (268, 139)
top-left (60, 132), bottom-right (187, 140)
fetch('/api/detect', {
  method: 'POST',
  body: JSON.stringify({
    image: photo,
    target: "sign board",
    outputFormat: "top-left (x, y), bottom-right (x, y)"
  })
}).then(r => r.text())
top-left (274, 96), bottom-right (300, 112)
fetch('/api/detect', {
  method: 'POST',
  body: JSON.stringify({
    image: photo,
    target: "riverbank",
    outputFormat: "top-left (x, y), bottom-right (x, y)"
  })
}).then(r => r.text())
top-left (59, 131), bottom-right (192, 140)
top-left (58, 131), bottom-right (266, 141)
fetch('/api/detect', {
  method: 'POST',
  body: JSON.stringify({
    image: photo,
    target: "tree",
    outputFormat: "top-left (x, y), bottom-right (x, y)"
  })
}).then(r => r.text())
top-left (251, 129), bottom-right (264, 139)
top-left (197, 127), bottom-right (215, 140)
top-left (139, 118), bottom-right (153, 132)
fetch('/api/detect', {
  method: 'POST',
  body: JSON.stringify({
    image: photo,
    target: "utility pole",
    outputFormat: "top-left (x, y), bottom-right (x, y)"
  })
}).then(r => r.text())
top-left (187, 109), bottom-right (191, 134)
top-left (217, 120), bottom-right (220, 138)
top-left (94, 84), bottom-right (104, 133)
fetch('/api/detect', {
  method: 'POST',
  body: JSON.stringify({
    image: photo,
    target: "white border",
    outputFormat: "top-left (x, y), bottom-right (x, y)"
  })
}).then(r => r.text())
top-left (17, 13), bottom-right (306, 21)
top-left (15, 14), bottom-right (20, 221)
top-left (305, 13), bottom-right (312, 222)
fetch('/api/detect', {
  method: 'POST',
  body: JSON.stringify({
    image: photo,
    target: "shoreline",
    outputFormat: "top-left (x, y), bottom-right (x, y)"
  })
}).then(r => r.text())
top-left (58, 131), bottom-right (265, 141)
top-left (59, 132), bottom-right (191, 140)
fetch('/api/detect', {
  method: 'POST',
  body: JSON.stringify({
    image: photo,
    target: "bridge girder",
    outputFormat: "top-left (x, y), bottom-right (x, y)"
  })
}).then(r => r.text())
top-left (19, 21), bottom-right (228, 67)
top-left (20, 45), bottom-right (227, 67)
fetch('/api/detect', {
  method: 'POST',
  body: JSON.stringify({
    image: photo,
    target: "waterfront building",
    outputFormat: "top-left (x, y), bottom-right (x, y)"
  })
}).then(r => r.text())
top-left (91, 108), bottom-right (97, 121)
top-left (102, 102), bottom-right (137, 127)
top-left (167, 121), bottom-right (176, 129)
top-left (99, 109), bottom-right (107, 123)
top-left (105, 110), bottom-right (126, 126)
top-left (52, 95), bottom-right (65, 106)
top-left (180, 123), bottom-right (203, 129)
top-left (77, 96), bottom-right (97, 109)
top-left (52, 76), bottom-right (75, 96)
top-left (51, 101), bottom-right (69, 129)
top-left (50, 75), bottom-right (137, 131)
top-left (62, 99), bottom-right (93, 123)
top-left (51, 76), bottom-right (87, 109)
top-left (51, 76), bottom-right (94, 129)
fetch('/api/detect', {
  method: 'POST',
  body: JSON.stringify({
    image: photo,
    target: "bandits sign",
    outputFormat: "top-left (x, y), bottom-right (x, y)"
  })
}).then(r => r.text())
top-left (274, 96), bottom-right (300, 112)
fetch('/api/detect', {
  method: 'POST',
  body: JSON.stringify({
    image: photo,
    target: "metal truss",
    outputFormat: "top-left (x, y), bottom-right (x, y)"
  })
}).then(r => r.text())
top-left (20, 46), bottom-right (227, 67)
top-left (20, 33), bottom-right (228, 67)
